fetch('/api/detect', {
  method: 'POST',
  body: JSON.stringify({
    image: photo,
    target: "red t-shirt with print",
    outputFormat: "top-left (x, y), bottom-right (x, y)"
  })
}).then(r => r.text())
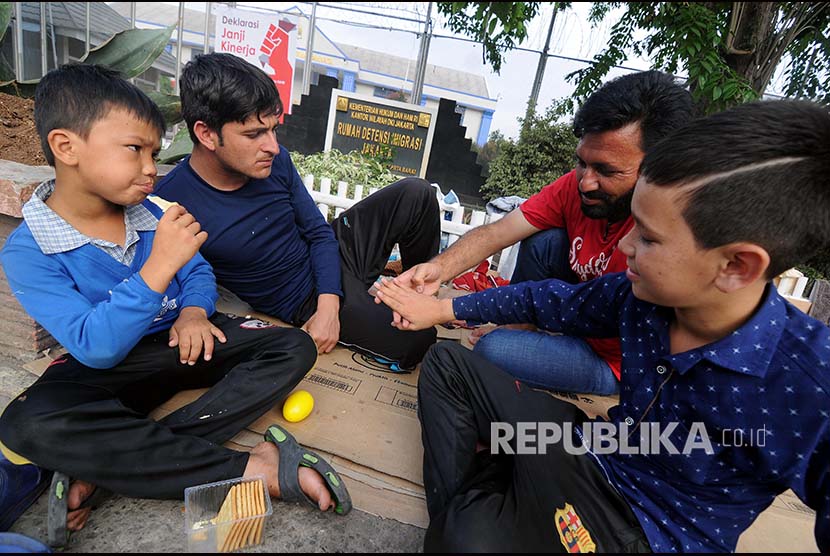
top-left (519, 170), bottom-right (633, 379)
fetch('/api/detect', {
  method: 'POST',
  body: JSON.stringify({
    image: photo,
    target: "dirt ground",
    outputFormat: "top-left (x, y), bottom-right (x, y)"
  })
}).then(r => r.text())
top-left (0, 92), bottom-right (47, 166)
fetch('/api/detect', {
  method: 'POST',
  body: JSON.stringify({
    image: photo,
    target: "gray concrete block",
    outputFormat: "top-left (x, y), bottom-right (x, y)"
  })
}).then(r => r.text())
top-left (0, 160), bottom-right (54, 218)
top-left (809, 279), bottom-right (830, 325)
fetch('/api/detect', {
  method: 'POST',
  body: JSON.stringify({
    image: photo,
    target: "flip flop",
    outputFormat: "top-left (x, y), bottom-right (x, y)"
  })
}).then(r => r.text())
top-left (264, 424), bottom-right (352, 515)
top-left (47, 472), bottom-right (112, 549)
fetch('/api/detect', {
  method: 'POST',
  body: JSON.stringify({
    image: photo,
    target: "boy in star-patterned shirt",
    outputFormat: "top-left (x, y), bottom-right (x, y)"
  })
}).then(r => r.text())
top-left (375, 100), bottom-right (830, 552)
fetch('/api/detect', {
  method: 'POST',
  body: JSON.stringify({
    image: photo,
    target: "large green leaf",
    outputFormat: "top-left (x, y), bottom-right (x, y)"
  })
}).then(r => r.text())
top-left (157, 126), bottom-right (193, 165)
top-left (0, 2), bottom-right (11, 45)
top-left (147, 92), bottom-right (181, 126)
top-left (0, 53), bottom-right (14, 82)
top-left (0, 1), bottom-right (13, 81)
top-left (81, 25), bottom-right (176, 78)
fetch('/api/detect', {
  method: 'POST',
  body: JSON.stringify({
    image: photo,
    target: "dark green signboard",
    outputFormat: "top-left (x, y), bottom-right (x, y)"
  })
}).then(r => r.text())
top-left (325, 90), bottom-right (437, 178)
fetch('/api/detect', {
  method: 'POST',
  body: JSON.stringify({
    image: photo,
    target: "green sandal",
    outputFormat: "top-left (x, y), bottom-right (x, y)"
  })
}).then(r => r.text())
top-left (47, 472), bottom-right (112, 549)
top-left (264, 424), bottom-right (352, 515)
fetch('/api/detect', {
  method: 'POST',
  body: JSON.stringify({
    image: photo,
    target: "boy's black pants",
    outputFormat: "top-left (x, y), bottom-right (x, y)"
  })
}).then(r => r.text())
top-left (295, 177), bottom-right (441, 369)
top-left (419, 342), bottom-right (651, 552)
top-left (0, 313), bottom-right (316, 499)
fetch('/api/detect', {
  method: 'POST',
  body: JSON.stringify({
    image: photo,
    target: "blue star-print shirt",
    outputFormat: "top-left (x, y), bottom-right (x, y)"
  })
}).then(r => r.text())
top-left (452, 272), bottom-right (830, 553)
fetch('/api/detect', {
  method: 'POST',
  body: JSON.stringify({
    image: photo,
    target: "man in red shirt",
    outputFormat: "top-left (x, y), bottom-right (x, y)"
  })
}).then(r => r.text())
top-left (393, 71), bottom-right (694, 394)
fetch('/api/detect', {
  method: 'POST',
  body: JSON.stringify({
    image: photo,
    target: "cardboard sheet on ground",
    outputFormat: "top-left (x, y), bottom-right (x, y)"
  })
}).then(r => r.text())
top-left (224, 430), bottom-right (428, 528)
top-left (141, 287), bottom-right (428, 526)
top-left (153, 346), bottom-right (424, 485)
top-left (18, 285), bottom-right (819, 549)
top-left (736, 490), bottom-right (817, 552)
top-left (214, 287), bottom-right (424, 485)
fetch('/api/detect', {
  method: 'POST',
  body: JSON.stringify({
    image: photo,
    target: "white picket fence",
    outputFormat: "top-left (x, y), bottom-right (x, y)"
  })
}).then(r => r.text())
top-left (774, 268), bottom-right (813, 312)
top-left (302, 174), bottom-right (519, 278)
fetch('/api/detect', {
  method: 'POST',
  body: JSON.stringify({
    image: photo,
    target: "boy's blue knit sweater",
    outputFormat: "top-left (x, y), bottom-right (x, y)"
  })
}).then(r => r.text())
top-left (0, 200), bottom-right (217, 369)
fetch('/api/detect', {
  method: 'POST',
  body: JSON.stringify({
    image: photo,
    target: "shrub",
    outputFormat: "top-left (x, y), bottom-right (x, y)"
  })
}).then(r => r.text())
top-left (480, 106), bottom-right (578, 201)
top-left (291, 149), bottom-right (399, 194)
top-left (471, 130), bottom-right (509, 176)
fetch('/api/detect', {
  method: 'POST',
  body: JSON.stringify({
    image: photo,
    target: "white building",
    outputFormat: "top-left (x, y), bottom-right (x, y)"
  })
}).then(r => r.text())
top-left (108, 2), bottom-right (498, 146)
top-left (2, 2), bottom-right (177, 86)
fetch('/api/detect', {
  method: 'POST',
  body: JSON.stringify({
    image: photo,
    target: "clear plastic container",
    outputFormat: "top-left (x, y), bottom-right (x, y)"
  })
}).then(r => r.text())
top-left (184, 475), bottom-right (272, 553)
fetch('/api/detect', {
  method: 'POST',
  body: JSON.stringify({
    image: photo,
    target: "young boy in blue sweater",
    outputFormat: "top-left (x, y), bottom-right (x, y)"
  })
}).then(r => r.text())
top-left (0, 65), bottom-right (341, 535)
top-left (375, 100), bottom-right (830, 552)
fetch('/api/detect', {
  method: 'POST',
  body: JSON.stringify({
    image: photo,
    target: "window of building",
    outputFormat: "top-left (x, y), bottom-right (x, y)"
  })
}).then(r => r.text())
top-left (67, 38), bottom-right (86, 61)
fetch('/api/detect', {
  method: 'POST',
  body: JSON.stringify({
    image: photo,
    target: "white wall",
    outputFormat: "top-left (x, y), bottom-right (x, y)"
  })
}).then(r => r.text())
top-left (462, 109), bottom-right (483, 142)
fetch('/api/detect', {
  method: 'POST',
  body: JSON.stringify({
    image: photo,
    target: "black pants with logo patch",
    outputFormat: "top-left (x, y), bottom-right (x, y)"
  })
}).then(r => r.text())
top-left (419, 342), bottom-right (651, 552)
top-left (0, 313), bottom-right (316, 499)
top-left (296, 177), bottom-right (441, 369)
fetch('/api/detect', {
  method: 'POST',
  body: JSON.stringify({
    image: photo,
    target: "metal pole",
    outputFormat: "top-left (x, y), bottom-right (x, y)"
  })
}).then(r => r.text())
top-left (410, 25), bottom-right (426, 100)
top-left (175, 2), bottom-right (184, 94)
top-left (40, 3), bottom-right (47, 77)
top-left (14, 2), bottom-right (24, 80)
top-left (410, 2), bottom-right (432, 105)
top-left (302, 2), bottom-right (317, 95)
top-left (204, 2), bottom-right (211, 53)
top-left (48, 3), bottom-right (58, 69)
top-left (85, 2), bottom-right (91, 57)
top-left (128, 2), bottom-right (137, 83)
top-left (524, 3), bottom-right (559, 128)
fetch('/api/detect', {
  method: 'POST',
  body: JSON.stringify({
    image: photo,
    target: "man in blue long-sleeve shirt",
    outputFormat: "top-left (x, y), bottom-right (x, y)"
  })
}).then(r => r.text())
top-left (155, 53), bottom-right (440, 369)
top-left (376, 100), bottom-right (830, 552)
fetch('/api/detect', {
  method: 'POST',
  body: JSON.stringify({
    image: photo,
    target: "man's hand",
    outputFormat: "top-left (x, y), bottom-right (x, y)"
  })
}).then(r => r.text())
top-left (375, 278), bottom-right (455, 331)
top-left (302, 294), bottom-right (340, 354)
top-left (141, 206), bottom-right (208, 293)
top-left (169, 307), bottom-right (227, 365)
top-left (393, 262), bottom-right (443, 296)
top-left (376, 262), bottom-right (444, 328)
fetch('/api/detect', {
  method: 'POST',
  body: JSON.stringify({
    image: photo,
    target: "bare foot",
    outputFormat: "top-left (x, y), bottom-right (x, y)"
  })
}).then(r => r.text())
top-left (244, 441), bottom-right (333, 511)
top-left (66, 479), bottom-right (96, 531)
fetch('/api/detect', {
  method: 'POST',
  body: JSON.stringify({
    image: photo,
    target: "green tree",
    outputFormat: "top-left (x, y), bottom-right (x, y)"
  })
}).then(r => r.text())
top-left (438, 3), bottom-right (828, 113)
top-left (566, 3), bottom-right (830, 114)
top-left (480, 108), bottom-right (577, 201)
top-left (436, 2), bottom-right (543, 73)
top-left (471, 129), bottom-right (508, 175)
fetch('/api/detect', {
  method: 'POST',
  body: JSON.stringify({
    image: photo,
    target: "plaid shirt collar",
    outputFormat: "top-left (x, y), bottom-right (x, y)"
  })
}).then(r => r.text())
top-left (21, 180), bottom-right (158, 255)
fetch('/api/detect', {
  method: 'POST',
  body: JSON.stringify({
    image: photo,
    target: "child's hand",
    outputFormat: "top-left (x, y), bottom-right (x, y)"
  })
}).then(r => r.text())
top-left (378, 262), bottom-right (444, 330)
top-left (169, 307), bottom-right (227, 365)
top-left (374, 277), bottom-right (455, 331)
top-left (141, 206), bottom-right (208, 293)
top-left (153, 205), bottom-right (208, 266)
